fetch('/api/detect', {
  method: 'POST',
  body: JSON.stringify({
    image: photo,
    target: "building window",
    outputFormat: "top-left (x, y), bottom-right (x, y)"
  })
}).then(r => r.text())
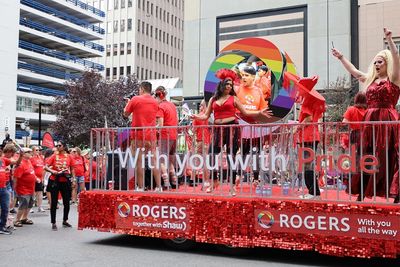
top-left (154, 72), bottom-right (157, 78)
top-left (138, 0), bottom-right (140, 8)
top-left (162, 53), bottom-right (165, 64)
top-left (177, 60), bottom-right (180, 70)
top-left (145, 46), bottom-right (148, 58)
top-left (106, 44), bottom-right (111, 56)
top-left (120, 66), bottom-right (124, 76)
top-left (174, 37), bottom-right (177, 48)
top-left (114, 0), bottom-right (118, 9)
top-left (150, 48), bottom-right (152, 60)
top-left (166, 33), bottom-right (169, 45)
top-left (107, 22), bottom-right (112, 33)
top-left (151, 3), bottom-right (153, 15)
top-left (141, 67), bottom-right (144, 80)
top-left (150, 25), bottom-right (153, 37)
top-left (163, 10), bottom-right (166, 22)
top-left (170, 35), bottom-right (173, 46)
top-left (142, 21), bottom-right (145, 34)
top-left (175, 17), bottom-right (177, 27)
top-left (113, 20), bottom-right (118, 32)
top-left (174, 58), bottom-right (176, 68)
top-left (149, 70), bottom-right (152, 79)
top-left (145, 69), bottom-right (148, 79)
top-left (155, 27), bottom-right (158, 39)
top-left (113, 67), bottom-right (117, 79)
top-left (167, 12), bottom-right (169, 23)
top-left (127, 19), bottom-right (132, 31)
top-left (159, 29), bottom-right (162, 41)
top-left (137, 43), bottom-right (140, 55)
top-left (170, 56), bottom-right (173, 66)
top-left (156, 6), bottom-right (158, 18)
top-left (127, 42), bottom-right (132, 54)
top-left (137, 19), bottom-right (140, 32)
top-left (113, 44), bottom-right (118, 56)
top-left (120, 43), bottom-right (124, 55)
top-left (146, 23), bottom-right (149, 36)
top-left (178, 38), bottom-right (180, 49)
top-left (163, 32), bottom-right (165, 43)
top-left (155, 50), bottom-right (157, 61)
top-left (127, 66), bottom-right (131, 75)
top-left (159, 51), bottom-right (161, 63)
top-left (120, 19), bottom-right (125, 32)
top-left (106, 68), bottom-right (110, 79)
top-left (142, 0), bottom-right (145, 10)
top-left (141, 44), bottom-right (144, 57)
top-left (128, 0), bottom-right (132, 7)
top-left (146, 1), bottom-right (149, 13)
top-left (136, 66), bottom-right (140, 78)
top-left (121, 0), bottom-right (125, 8)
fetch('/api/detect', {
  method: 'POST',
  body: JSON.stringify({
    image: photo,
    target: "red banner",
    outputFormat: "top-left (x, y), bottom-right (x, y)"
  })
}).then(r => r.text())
top-left (115, 201), bottom-right (191, 233)
top-left (255, 209), bottom-right (400, 241)
top-left (42, 132), bottom-right (54, 148)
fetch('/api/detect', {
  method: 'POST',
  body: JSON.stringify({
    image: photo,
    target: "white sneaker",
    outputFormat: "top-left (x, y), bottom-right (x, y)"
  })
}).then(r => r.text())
top-left (154, 187), bottom-right (163, 192)
top-left (135, 187), bottom-right (145, 192)
top-left (299, 194), bottom-right (321, 200)
top-left (38, 207), bottom-right (45, 213)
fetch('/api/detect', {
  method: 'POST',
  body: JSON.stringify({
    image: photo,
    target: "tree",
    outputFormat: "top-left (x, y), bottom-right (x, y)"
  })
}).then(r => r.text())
top-left (322, 76), bottom-right (358, 122)
top-left (51, 70), bottom-right (139, 145)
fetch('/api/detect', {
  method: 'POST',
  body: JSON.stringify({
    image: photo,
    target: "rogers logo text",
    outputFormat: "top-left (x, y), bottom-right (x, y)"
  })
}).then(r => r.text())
top-left (126, 204), bottom-right (187, 220)
top-left (279, 214), bottom-right (350, 232)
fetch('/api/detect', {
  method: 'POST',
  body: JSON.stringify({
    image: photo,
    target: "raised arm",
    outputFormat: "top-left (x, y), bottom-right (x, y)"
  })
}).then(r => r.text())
top-left (332, 48), bottom-right (366, 83)
top-left (384, 27), bottom-right (400, 85)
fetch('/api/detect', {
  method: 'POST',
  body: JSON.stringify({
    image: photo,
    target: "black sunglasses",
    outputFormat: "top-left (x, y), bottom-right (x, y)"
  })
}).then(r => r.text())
top-left (56, 144), bottom-right (63, 147)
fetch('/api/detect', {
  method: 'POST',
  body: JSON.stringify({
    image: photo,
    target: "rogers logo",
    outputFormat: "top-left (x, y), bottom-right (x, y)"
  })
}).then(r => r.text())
top-left (117, 202), bottom-right (131, 218)
top-left (257, 211), bottom-right (274, 229)
top-left (279, 214), bottom-right (350, 232)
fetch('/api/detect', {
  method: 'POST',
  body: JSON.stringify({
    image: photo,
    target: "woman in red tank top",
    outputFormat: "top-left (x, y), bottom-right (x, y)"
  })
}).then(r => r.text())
top-left (192, 69), bottom-right (272, 194)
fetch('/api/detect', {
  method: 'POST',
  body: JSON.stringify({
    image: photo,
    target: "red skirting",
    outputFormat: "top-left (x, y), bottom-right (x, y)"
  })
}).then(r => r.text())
top-left (78, 191), bottom-right (400, 258)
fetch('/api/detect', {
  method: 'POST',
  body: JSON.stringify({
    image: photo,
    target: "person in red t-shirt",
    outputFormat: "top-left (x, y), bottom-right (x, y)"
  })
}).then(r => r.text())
top-left (192, 99), bottom-right (211, 187)
top-left (155, 86), bottom-right (179, 188)
top-left (70, 147), bottom-right (86, 200)
top-left (124, 81), bottom-right (161, 191)
top-left (30, 146), bottom-right (45, 212)
top-left (0, 149), bottom-right (13, 234)
top-left (44, 140), bottom-right (73, 230)
top-left (255, 65), bottom-right (272, 102)
top-left (13, 148), bottom-right (36, 227)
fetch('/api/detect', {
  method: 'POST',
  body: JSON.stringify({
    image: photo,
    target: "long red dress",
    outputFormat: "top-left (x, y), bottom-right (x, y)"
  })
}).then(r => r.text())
top-left (357, 80), bottom-right (399, 198)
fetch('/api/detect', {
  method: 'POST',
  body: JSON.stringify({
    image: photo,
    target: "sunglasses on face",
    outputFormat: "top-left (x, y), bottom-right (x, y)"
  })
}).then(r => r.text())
top-left (56, 144), bottom-right (63, 147)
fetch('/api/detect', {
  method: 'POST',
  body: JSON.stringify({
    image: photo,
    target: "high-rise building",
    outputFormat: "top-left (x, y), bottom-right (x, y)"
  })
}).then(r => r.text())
top-left (0, 0), bottom-right (105, 144)
top-left (87, 0), bottom-right (184, 81)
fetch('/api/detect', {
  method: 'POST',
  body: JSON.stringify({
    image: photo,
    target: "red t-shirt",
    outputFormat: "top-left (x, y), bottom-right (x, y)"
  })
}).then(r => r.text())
top-left (30, 155), bottom-right (44, 181)
top-left (193, 113), bottom-right (211, 144)
top-left (298, 98), bottom-right (321, 143)
top-left (343, 106), bottom-right (366, 130)
top-left (235, 84), bottom-right (268, 122)
top-left (71, 155), bottom-right (85, 177)
top-left (0, 157), bottom-right (11, 188)
top-left (125, 94), bottom-right (159, 141)
top-left (46, 153), bottom-right (72, 182)
top-left (157, 100), bottom-right (178, 140)
top-left (14, 159), bottom-right (36, 195)
top-left (84, 159), bottom-right (97, 182)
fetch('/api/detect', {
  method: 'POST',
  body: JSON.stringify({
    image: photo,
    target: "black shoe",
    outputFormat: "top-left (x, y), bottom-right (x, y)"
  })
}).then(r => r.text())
top-left (62, 221), bottom-right (72, 228)
top-left (52, 224), bottom-right (57, 231)
top-left (394, 195), bottom-right (399, 204)
top-left (9, 208), bottom-right (16, 214)
top-left (0, 227), bottom-right (12, 235)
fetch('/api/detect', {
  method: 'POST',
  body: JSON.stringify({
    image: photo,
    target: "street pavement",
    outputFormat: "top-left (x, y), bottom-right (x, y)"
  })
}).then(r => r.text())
top-left (0, 204), bottom-right (399, 267)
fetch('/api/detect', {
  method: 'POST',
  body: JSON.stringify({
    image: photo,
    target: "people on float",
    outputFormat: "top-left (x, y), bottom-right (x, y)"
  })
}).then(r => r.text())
top-left (124, 81), bottom-right (162, 191)
top-left (332, 27), bottom-right (400, 203)
top-left (192, 99), bottom-right (211, 189)
top-left (255, 65), bottom-right (272, 101)
top-left (82, 149), bottom-right (97, 190)
top-left (155, 86), bottom-right (179, 189)
top-left (235, 65), bottom-right (269, 184)
top-left (70, 147), bottom-right (86, 200)
top-left (44, 140), bottom-right (73, 230)
top-left (191, 68), bottom-right (272, 194)
top-left (30, 146), bottom-right (46, 212)
top-left (13, 147), bottom-right (36, 227)
top-left (287, 74), bottom-right (325, 200)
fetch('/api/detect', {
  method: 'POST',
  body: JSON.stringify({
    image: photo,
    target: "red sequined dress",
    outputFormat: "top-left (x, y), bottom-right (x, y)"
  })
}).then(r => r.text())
top-left (358, 80), bottom-right (399, 198)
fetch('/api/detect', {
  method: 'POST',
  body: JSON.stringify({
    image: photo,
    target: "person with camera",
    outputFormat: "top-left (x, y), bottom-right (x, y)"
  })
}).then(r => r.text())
top-left (44, 140), bottom-right (73, 230)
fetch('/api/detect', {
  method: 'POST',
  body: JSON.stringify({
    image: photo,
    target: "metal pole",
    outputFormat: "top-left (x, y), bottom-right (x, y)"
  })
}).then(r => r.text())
top-left (38, 102), bottom-right (42, 146)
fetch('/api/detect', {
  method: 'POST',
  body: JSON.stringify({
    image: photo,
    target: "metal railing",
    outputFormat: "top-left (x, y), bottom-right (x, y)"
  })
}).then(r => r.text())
top-left (89, 121), bottom-right (400, 205)
top-left (17, 82), bottom-right (66, 96)
top-left (19, 40), bottom-right (104, 71)
top-left (21, 0), bottom-right (105, 34)
top-left (65, 0), bottom-right (105, 17)
top-left (18, 61), bottom-right (81, 80)
top-left (20, 18), bottom-right (104, 52)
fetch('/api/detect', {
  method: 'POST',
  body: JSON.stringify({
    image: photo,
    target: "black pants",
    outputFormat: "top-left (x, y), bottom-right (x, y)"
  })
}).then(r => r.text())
top-left (209, 122), bottom-right (239, 180)
top-left (301, 142), bottom-right (320, 196)
top-left (48, 179), bottom-right (71, 224)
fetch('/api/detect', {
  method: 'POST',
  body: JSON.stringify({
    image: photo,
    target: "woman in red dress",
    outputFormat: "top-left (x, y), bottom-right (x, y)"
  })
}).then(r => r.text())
top-left (332, 28), bottom-right (400, 202)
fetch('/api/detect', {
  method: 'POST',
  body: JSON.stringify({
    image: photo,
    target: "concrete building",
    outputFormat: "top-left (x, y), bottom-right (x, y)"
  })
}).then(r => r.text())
top-left (86, 0), bottom-right (184, 82)
top-left (183, 0), bottom-right (358, 97)
top-left (0, 0), bottom-right (105, 144)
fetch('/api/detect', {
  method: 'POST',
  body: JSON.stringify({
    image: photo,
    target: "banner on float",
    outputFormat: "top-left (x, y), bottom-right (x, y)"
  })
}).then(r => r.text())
top-left (115, 201), bottom-right (191, 233)
top-left (254, 209), bottom-right (399, 240)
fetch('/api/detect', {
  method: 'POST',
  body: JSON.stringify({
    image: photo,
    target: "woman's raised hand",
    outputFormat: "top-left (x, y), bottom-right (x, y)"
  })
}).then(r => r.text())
top-left (384, 27), bottom-right (392, 40)
top-left (331, 48), bottom-right (343, 60)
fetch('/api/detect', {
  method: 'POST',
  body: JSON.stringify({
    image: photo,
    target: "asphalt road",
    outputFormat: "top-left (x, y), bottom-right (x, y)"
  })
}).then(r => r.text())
top-left (0, 204), bottom-right (398, 267)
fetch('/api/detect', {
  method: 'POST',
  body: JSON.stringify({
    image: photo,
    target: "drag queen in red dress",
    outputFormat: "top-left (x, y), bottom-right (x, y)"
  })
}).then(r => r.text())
top-left (332, 28), bottom-right (400, 202)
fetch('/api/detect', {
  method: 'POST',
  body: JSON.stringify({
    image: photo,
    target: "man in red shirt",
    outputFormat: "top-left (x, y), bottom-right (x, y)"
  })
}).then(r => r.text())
top-left (124, 81), bottom-right (162, 191)
top-left (13, 148), bottom-right (36, 227)
top-left (155, 86), bottom-right (179, 188)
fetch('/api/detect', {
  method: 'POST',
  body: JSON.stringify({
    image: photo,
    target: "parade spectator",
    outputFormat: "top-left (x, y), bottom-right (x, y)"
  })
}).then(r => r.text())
top-left (332, 28), bottom-right (400, 202)
top-left (155, 86), bottom-right (179, 188)
top-left (0, 149), bottom-right (13, 234)
top-left (71, 147), bottom-right (86, 201)
top-left (30, 146), bottom-right (45, 212)
top-left (124, 81), bottom-right (162, 191)
top-left (45, 140), bottom-right (73, 230)
top-left (13, 148), bottom-right (36, 227)
top-left (2, 144), bottom-right (21, 215)
top-left (43, 148), bottom-right (54, 210)
top-left (192, 99), bottom-right (211, 188)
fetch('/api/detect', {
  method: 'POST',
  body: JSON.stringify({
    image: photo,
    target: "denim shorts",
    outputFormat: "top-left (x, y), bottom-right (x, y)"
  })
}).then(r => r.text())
top-left (16, 194), bottom-right (35, 209)
top-left (76, 176), bottom-right (85, 183)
